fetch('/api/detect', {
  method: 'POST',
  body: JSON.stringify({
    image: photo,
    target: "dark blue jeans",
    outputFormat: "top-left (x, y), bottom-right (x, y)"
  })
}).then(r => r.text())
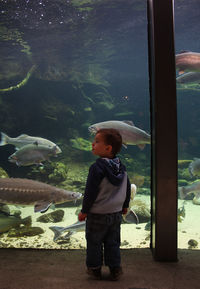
top-left (86, 212), bottom-right (122, 269)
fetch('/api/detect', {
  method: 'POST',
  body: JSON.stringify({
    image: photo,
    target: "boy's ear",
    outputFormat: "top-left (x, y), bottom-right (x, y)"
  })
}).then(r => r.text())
top-left (106, 145), bottom-right (113, 153)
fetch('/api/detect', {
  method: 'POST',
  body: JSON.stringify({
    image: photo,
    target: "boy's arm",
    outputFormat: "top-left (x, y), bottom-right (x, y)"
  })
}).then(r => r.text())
top-left (81, 163), bottom-right (104, 214)
top-left (122, 176), bottom-right (131, 209)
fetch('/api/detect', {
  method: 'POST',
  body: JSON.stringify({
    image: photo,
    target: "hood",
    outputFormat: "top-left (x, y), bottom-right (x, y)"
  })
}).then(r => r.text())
top-left (96, 157), bottom-right (126, 186)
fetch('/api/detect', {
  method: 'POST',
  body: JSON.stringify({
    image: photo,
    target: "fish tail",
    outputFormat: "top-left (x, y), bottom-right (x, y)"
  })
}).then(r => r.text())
top-left (49, 226), bottom-right (64, 242)
top-left (0, 132), bottom-right (9, 146)
top-left (179, 187), bottom-right (186, 199)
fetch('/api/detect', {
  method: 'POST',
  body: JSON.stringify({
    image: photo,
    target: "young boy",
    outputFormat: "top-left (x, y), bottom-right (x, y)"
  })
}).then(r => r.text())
top-left (78, 128), bottom-right (131, 281)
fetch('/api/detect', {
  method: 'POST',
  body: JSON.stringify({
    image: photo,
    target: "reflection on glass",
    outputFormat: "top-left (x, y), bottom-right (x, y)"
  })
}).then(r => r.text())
top-left (0, 0), bottom-right (150, 249)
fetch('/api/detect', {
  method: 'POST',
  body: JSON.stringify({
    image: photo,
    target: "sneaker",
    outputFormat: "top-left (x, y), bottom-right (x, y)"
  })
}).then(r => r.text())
top-left (109, 267), bottom-right (123, 281)
top-left (87, 267), bottom-right (102, 280)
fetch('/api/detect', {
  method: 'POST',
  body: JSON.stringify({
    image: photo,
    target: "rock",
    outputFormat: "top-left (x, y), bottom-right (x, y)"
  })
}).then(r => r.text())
top-left (36, 209), bottom-right (64, 223)
top-left (188, 239), bottom-right (198, 249)
top-left (7, 226), bottom-right (44, 237)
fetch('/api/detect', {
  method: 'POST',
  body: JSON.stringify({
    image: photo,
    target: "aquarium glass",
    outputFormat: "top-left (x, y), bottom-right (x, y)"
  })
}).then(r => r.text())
top-left (175, 0), bottom-right (200, 250)
top-left (0, 0), bottom-right (150, 249)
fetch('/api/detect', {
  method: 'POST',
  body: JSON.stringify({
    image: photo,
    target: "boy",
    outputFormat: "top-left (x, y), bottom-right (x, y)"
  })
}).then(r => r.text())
top-left (78, 128), bottom-right (131, 281)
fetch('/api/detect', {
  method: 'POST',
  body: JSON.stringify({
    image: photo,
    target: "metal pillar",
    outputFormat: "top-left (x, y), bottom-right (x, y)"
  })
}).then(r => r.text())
top-left (147, 0), bottom-right (178, 261)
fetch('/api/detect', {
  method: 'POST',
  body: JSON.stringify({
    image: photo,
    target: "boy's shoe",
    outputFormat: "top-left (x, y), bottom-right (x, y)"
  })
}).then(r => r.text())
top-left (109, 266), bottom-right (123, 281)
top-left (87, 267), bottom-right (102, 280)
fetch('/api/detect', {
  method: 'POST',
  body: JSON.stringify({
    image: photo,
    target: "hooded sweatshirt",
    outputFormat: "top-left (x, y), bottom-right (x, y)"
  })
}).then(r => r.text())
top-left (81, 157), bottom-right (131, 214)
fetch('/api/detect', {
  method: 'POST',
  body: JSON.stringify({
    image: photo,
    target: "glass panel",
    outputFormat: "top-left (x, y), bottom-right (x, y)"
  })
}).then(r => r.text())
top-left (175, 0), bottom-right (200, 249)
top-left (0, 0), bottom-right (150, 249)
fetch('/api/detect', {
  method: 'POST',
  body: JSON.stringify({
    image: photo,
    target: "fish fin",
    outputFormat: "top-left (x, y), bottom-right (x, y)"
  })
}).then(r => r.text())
top-left (138, 144), bottom-right (145, 150)
top-left (0, 132), bottom-right (9, 146)
top-left (178, 70), bottom-right (185, 75)
top-left (34, 201), bottom-right (52, 213)
top-left (123, 120), bottom-right (134, 126)
top-left (122, 143), bottom-right (127, 149)
top-left (18, 134), bottom-right (29, 138)
top-left (63, 231), bottom-right (74, 240)
top-left (49, 226), bottom-right (64, 242)
top-left (124, 209), bottom-right (139, 224)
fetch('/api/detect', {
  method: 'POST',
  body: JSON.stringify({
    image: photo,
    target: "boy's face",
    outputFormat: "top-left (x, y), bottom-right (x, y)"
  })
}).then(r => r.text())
top-left (92, 133), bottom-right (113, 158)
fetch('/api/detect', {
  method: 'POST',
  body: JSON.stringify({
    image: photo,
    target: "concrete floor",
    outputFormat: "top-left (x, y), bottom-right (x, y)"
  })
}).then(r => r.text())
top-left (0, 248), bottom-right (199, 289)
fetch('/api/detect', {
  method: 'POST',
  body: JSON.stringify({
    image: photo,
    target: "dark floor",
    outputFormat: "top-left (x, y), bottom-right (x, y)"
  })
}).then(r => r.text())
top-left (0, 248), bottom-right (199, 289)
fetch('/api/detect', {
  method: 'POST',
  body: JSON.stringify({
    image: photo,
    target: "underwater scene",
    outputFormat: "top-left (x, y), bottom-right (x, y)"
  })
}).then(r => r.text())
top-left (0, 0), bottom-right (198, 251)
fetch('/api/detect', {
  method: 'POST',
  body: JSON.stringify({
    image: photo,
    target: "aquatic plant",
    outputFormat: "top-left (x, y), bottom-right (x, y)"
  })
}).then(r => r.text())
top-left (70, 137), bottom-right (91, 151)
top-left (48, 162), bottom-right (68, 183)
top-left (0, 25), bottom-right (32, 57)
top-left (0, 65), bottom-right (36, 93)
top-left (0, 167), bottom-right (9, 178)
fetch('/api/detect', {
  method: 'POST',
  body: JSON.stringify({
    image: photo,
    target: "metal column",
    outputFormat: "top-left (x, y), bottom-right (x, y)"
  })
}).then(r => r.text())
top-left (147, 0), bottom-right (178, 261)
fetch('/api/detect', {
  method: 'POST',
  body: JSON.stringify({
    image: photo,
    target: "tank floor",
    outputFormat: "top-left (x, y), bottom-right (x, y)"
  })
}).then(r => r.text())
top-left (0, 248), bottom-right (199, 289)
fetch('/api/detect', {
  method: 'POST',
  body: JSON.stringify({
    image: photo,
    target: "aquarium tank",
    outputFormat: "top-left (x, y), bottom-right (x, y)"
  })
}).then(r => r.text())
top-left (175, 0), bottom-right (200, 250)
top-left (0, 0), bottom-right (198, 251)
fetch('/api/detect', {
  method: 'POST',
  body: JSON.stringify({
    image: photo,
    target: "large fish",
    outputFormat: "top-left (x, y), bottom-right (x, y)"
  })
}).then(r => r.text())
top-left (0, 132), bottom-right (61, 153)
top-left (49, 220), bottom-right (86, 242)
top-left (176, 51), bottom-right (200, 75)
top-left (8, 143), bottom-right (58, 166)
top-left (179, 181), bottom-right (200, 205)
top-left (0, 178), bottom-right (82, 213)
top-left (176, 71), bottom-right (200, 84)
top-left (88, 120), bottom-right (150, 149)
top-left (0, 214), bottom-right (32, 234)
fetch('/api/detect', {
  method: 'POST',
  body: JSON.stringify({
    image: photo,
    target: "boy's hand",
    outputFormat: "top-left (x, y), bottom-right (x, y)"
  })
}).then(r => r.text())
top-left (78, 212), bottom-right (87, 221)
top-left (122, 208), bottom-right (128, 215)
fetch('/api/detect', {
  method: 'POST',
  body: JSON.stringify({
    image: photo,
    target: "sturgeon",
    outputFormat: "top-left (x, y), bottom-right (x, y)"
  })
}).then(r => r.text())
top-left (0, 178), bottom-right (82, 213)
top-left (89, 120), bottom-right (150, 149)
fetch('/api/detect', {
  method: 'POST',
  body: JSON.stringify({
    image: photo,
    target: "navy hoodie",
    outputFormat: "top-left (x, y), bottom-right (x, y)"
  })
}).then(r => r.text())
top-left (81, 157), bottom-right (131, 214)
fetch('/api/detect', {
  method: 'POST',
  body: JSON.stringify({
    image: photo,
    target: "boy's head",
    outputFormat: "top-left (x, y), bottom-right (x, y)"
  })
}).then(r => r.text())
top-left (92, 128), bottom-right (122, 158)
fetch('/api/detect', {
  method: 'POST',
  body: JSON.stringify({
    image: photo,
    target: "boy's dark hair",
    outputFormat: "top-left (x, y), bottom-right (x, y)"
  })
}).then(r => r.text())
top-left (96, 128), bottom-right (122, 155)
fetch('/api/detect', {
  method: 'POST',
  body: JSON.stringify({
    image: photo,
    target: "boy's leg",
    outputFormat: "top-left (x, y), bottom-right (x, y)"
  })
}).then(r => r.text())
top-left (86, 214), bottom-right (108, 278)
top-left (104, 213), bottom-right (122, 280)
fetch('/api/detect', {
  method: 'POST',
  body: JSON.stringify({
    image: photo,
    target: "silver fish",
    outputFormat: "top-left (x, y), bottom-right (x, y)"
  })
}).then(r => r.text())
top-left (88, 120), bottom-right (150, 150)
top-left (0, 132), bottom-right (61, 153)
top-left (49, 220), bottom-right (86, 242)
top-left (0, 214), bottom-right (32, 234)
top-left (176, 51), bottom-right (200, 74)
top-left (176, 72), bottom-right (200, 84)
top-left (0, 178), bottom-right (82, 213)
top-left (189, 158), bottom-right (200, 177)
top-left (8, 143), bottom-right (58, 166)
top-left (179, 181), bottom-right (200, 205)
top-left (122, 209), bottom-right (139, 224)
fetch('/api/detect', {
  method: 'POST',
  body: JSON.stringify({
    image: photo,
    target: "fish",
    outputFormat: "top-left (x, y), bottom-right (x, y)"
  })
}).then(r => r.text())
top-left (0, 214), bottom-right (32, 234)
top-left (176, 71), bottom-right (200, 84)
top-left (8, 143), bottom-right (59, 166)
top-left (49, 220), bottom-right (86, 242)
top-left (0, 178), bottom-right (82, 213)
top-left (129, 184), bottom-right (137, 208)
top-left (179, 181), bottom-right (200, 205)
top-left (176, 51), bottom-right (200, 75)
top-left (188, 158), bottom-right (200, 177)
top-left (0, 132), bottom-right (61, 153)
top-left (88, 120), bottom-right (150, 149)
top-left (122, 209), bottom-right (139, 224)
